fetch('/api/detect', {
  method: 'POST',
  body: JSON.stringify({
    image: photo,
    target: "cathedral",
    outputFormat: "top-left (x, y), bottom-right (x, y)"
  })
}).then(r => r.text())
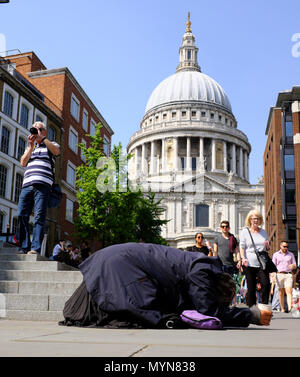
top-left (127, 14), bottom-right (264, 248)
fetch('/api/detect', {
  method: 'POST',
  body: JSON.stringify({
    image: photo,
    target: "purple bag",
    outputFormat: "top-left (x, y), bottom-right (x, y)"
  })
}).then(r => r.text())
top-left (180, 310), bottom-right (223, 330)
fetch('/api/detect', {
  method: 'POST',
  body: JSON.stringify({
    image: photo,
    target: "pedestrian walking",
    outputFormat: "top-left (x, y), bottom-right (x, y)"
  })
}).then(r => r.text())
top-left (272, 241), bottom-right (297, 312)
top-left (213, 220), bottom-right (241, 276)
top-left (186, 232), bottom-right (210, 255)
top-left (239, 209), bottom-right (271, 308)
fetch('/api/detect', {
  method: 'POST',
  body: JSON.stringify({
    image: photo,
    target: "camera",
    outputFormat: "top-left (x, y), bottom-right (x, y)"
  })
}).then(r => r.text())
top-left (29, 127), bottom-right (38, 135)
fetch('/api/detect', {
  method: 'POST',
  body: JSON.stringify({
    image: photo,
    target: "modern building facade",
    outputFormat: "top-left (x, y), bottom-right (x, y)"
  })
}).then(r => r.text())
top-left (0, 56), bottom-right (63, 250)
top-left (127, 15), bottom-right (265, 248)
top-left (264, 86), bottom-right (300, 262)
top-left (3, 51), bottom-right (114, 248)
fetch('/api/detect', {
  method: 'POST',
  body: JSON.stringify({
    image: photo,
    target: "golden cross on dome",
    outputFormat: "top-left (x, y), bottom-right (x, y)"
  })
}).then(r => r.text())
top-left (186, 12), bottom-right (192, 32)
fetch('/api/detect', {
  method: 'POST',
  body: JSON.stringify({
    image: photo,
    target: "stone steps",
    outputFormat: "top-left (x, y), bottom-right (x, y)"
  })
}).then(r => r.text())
top-left (0, 280), bottom-right (80, 295)
top-left (0, 245), bottom-right (82, 321)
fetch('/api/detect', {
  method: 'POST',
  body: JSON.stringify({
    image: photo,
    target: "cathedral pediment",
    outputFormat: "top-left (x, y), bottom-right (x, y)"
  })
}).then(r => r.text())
top-left (169, 173), bottom-right (239, 194)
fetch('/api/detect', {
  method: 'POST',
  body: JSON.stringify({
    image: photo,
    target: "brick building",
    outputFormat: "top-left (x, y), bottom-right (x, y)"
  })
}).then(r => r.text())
top-left (0, 57), bottom-right (63, 251)
top-left (264, 86), bottom-right (300, 262)
top-left (5, 51), bottom-right (114, 249)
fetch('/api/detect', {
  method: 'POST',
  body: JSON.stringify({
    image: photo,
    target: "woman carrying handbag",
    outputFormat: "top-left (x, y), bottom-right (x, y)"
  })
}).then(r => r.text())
top-left (239, 210), bottom-right (271, 308)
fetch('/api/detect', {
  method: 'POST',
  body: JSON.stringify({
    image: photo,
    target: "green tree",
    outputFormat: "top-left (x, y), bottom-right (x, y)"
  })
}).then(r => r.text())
top-left (75, 123), bottom-right (168, 247)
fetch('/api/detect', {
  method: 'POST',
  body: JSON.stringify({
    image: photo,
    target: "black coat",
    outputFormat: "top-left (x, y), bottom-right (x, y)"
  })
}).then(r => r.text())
top-left (79, 243), bottom-right (252, 327)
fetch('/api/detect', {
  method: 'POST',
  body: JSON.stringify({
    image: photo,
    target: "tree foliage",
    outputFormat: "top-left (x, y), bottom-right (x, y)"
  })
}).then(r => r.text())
top-left (75, 123), bottom-right (168, 247)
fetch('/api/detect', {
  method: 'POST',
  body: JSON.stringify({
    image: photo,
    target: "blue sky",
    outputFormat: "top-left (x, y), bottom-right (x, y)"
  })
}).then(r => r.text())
top-left (1, 0), bottom-right (300, 183)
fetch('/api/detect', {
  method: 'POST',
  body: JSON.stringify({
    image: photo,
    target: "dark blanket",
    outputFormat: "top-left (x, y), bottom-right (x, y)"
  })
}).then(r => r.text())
top-left (61, 243), bottom-right (252, 328)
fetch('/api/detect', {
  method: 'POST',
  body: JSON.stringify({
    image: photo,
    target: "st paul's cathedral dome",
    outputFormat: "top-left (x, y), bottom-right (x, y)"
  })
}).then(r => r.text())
top-left (127, 13), bottom-right (264, 248)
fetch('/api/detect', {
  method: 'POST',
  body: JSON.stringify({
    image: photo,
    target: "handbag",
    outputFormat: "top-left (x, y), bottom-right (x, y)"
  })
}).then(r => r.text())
top-left (47, 150), bottom-right (62, 208)
top-left (246, 228), bottom-right (277, 273)
top-left (180, 310), bottom-right (223, 330)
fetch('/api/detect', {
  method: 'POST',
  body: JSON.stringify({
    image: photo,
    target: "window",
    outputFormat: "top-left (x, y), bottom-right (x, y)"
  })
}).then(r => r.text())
top-left (192, 111), bottom-right (197, 118)
top-left (286, 205), bottom-right (296, 215)
top-left (192, 157), bottom-right (197, 170)
top-left (285, 121), bottom-right (293, 137)
top-left (67, 163), bottom-right (76, 187)
top-left (3, 91), bottom-right (13, 117)
top-left (81, 139), bottom-right (87, 161)
top-left (35, 114), bottom-right (43, 122)
top-left (17, 137), bottom-right (26, 160)
top-left (14, 173), bottom-right (23, 202)
top-left (163, 113), bottom-right (167, 120)
top-left (82, 109), bottom-right (88, 131)
top-left (66, 198), bottom-right (74, 222)
top-left (103, 135), bottom-right (110, 156)
top-left (48, 127), bottom-right (56, 142)
top-left (201, 112), bottom-right (206, 117)
top-left (181, 157), bottom-right (185, 170)
top-left (172, 112), bottom-right (176, 118)
top-left (1, 126), bottom-right (10, 154)
top-left (90, 119), bottom-right (96, 136)
top-left (0, 165), bottom-right (7, 197)
top-left (285, 183), bottom-right (295, 203)
top-left (195, 204), bottom-right (209, 227)
top-left (182, 111), bottom-right (187, 118)
top-left (70, 94), bottom-right (80, 121)
top-left (187, 50), bottom-right (191, 60)
top-left (210, 113), bottom-right (214, 119)
top-left (20, 104), bottom-right (29, 128)
top-left (284, 154), bottom-right (294, 171)
top-left (69, 127), bottom-right (78, 153)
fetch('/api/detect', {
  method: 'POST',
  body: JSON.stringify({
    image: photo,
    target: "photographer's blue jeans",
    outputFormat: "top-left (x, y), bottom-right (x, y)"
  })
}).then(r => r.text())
top-left (17, 184), bottom-right (51, 253)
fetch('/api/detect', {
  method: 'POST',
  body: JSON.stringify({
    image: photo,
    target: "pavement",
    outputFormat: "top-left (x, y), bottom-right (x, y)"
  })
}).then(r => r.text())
top-left (0, 311), bottom-right (300, 359)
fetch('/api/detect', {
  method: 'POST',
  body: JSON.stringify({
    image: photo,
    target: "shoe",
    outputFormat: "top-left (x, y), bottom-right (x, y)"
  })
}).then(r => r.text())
top-left (27, 250), bottom-right (38, 255)
top-left (17, 250), bottom-right (26, 254)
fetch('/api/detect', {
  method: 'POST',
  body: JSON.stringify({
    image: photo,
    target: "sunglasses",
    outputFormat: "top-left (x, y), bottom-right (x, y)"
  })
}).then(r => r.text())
top-left (221, 225), bottom-right (229, 228)
top-left (196, 236), bottom-right (203, 239)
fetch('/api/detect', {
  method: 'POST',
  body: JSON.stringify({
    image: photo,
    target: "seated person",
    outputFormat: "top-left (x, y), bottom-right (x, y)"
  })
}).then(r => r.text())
top-left (60, 243), bottom-right (272, 329)
top-left (50, 239), bottom-right (65, 261)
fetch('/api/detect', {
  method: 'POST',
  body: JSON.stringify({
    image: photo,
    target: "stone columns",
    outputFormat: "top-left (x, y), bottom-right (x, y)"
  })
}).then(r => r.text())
top-left (211, 139), bottom-right (216, 171)
top-left (232, 143), bottom-right (236, 174)
top-left (244, 150), bottom-right (249, 181)
top-left (134, 146), bottom-right (139, 175)
top-left (223, 141), bottom-right (227, 173)
top-left (150, 141), bottom-right (156, 175)
top-left (173, 137), bottom-right (178, 171)
top-left (186, 136), bottom-right (191, 171)
top-left (239, 147), bottom-right (244, 178)
top-left (161, 138), bottom-right (166, 173)
top-left (141, 143), bottom-right (146, 174)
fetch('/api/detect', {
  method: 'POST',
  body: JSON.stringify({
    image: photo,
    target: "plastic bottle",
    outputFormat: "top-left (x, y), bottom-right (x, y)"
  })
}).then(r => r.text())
top-left (291, 289), bottom-right (300, 318)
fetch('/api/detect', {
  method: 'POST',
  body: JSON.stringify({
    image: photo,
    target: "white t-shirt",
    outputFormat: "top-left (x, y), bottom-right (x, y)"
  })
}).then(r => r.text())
top-left (239, 227), bottom-right (269, 268)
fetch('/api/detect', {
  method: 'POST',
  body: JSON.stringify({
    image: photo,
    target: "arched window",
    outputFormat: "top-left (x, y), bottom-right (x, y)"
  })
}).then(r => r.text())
top-left (195, 204), bottom-right (209, 227)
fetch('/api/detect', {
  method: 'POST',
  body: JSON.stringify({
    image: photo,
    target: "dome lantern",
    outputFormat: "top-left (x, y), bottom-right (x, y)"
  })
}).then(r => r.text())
top-left (176, 12), bottom-right (201, 73)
